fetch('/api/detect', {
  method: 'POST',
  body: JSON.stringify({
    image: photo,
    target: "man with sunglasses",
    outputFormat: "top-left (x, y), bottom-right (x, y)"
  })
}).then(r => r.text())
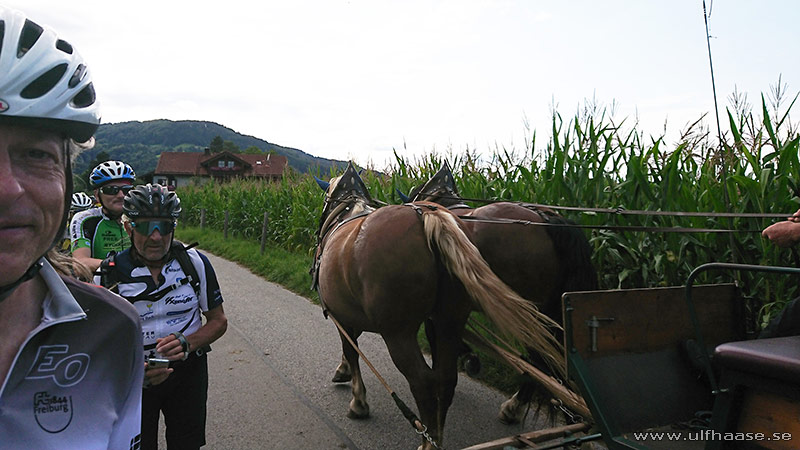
top-left (70, 160), bottom-right (135, 272)
top-left (98, 183), bottom-right (227, 450)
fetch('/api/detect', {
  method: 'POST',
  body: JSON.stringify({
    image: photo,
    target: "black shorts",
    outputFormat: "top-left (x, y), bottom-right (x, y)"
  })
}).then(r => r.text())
top-left (141, 353), bottom-right (208, 450)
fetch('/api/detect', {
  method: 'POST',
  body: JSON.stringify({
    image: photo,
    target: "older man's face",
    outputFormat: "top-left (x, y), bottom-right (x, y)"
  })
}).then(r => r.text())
top-left (0, 123), bottom-right (65, 284)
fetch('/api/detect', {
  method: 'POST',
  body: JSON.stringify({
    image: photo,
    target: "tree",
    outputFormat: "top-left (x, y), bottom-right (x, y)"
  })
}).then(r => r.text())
top-left (243, 146), bottom-right (263, 154)
top-left (209, 135), bottom-right (224, 153)
top-left (222, 140), bottom-right (240, 153)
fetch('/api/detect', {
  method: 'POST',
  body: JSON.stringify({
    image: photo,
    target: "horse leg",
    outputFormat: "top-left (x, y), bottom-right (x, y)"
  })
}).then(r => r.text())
top-left (500, 295), bottom-right (565, 424)
top-left (383, 331), bottom-right (439, 450)
top-left (428, 314), bottom-right (468, 449)
top-left (332, 353), bottom-right (352, 383)
top-left (424, 318), bottom-right (437, 362)
top-left (499, 341), bottom-right (561, 424)
top-left (499, 383), bottom-right (536, 424)
top-left (426, 318), bottom-right (480, 377)
top-left (338, 328), bottom-right (369, 419)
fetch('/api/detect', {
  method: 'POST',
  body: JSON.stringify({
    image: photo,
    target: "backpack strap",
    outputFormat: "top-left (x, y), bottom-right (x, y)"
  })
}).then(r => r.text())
top-left (171, 241), bottom-right (202, 298)
top-left (98, 242), bottom-right (202, 300)
top-left (98, 251), bottom-right (120, 293)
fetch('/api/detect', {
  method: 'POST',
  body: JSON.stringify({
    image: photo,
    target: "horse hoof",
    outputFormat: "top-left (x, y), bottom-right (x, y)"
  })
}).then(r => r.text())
top-left (347, 407), bottom-right (370, 420)
top-left (331, 372), bottom-right (352, 383)
top-left (498, 410), bottom-right (520, 425)
top-left (461, 354), bottom-right (481, 377)
top-left (498, 395), bottom-right (523, 425)
top-left (498, 411), bottom-right (521, 425)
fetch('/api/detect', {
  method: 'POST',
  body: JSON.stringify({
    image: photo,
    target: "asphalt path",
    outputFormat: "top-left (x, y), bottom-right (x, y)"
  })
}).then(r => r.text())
top-left (173, 252), bottom-right (554, 450)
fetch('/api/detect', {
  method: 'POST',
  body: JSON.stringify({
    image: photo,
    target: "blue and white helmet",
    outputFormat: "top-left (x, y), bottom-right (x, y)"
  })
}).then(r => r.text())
top-left (89, 160), bottom-right (135, 188)
top-left (0, 7), bottom-right (100, 142)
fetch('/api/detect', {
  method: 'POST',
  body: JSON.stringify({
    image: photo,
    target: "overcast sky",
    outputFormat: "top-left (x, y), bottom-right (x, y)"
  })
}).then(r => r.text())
top-left (8, 1), bottom-right (800, 168)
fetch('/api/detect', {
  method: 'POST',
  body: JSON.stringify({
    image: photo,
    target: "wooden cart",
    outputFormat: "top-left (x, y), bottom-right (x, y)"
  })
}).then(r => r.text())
top-left (464, 263), bottom-right (800, 450)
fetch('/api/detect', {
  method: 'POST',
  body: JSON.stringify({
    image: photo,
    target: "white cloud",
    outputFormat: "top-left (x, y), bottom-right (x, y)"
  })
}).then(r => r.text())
top-left (6, 0), bottom-right (800, 167)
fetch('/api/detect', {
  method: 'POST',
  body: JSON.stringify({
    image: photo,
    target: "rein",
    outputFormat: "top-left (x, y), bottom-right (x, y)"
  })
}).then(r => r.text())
top-left (327, 312), bottom-right (443, 449)
top-left (456, 214), bottom-right (765, 234)
top-left (428, 194), bottom-right (793, 220)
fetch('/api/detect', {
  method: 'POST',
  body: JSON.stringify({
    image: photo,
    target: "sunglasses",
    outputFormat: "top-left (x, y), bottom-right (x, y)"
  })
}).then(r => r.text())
top-left (100, 185), bottom-right (134, 196)
top-left (130, 220), bottom-right (176, 236)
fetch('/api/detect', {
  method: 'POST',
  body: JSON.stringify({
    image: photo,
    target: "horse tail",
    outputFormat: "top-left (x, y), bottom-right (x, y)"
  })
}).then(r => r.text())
top-left (544, 216), bottom-right (598, 293)
top-left (422, 208), bottom-right (567, 380)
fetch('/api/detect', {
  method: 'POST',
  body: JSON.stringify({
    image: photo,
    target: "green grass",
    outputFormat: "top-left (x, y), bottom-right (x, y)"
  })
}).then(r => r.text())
top-left (176, 226), bottom-right (319, 304)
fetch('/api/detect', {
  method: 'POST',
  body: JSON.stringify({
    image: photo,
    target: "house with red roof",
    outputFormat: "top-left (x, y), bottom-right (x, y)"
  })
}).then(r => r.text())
top-left (153, 149), bottom-right (288, 188)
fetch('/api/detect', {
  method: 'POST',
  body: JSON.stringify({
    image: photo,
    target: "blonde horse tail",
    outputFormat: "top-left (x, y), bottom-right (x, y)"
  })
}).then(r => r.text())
top-left (422, 208), bottom-right (567, 380)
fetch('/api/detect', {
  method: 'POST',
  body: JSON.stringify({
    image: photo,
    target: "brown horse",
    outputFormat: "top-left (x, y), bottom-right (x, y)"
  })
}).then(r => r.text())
top-left (312, 162), bottom-right (566, 449)
top-left (407, 162), bottom-right (598, 424)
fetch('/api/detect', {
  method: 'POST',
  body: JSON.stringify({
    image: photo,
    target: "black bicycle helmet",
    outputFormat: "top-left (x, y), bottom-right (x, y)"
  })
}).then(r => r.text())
top-left (123, 184), bottom-right (181, 219)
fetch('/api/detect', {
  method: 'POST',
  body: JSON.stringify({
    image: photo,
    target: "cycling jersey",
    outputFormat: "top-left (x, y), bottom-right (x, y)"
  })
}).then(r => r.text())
top-left (0, 259), bottom-right (143, 449)
top-left (96, 247), bottom-right (224, 359)
top-left (69, 207), bottom-right (130, 259)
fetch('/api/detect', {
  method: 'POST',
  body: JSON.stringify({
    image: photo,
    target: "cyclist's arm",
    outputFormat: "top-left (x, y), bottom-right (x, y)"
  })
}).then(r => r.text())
top-left (70, 210), bottom-right (103, 272)
top-left (156, 305), bottom-right (227, 360)
top-left (73, 247), bottom-right (102, 273)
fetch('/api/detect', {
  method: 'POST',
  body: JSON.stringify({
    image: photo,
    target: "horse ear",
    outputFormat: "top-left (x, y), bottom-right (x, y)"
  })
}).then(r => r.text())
top-left (396, 189), bottom-right (410, 203)
top-left (314, 176), bottom-right (330, 192)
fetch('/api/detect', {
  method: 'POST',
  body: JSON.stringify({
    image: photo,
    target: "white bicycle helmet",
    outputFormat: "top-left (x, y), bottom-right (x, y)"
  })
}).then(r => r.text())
top-left (90, 160), bottom-right (136, 188)
top-left (0, 7), bottom-right (100, 142)
top-left (71, 192), bottom-right (93, 211)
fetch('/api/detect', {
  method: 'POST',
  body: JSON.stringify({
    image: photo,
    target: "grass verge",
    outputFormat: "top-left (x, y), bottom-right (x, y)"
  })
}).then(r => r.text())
top-left (177, 226), bottom-right (319, 304)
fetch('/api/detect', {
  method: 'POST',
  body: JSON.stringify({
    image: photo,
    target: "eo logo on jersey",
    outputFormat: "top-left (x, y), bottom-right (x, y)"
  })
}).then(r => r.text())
top-left (26, 345), bottom-right (90, 387)
top-left (26, 346), bottom-right (89, 433)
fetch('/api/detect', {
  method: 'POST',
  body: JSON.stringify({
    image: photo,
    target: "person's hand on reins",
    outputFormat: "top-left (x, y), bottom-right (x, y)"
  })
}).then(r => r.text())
top-left (763, 209), bottom-right (800, 248)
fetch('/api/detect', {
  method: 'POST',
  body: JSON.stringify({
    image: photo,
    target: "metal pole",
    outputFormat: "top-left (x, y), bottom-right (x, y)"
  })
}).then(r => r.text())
top-left (702, 1), bottom-right (738, 263)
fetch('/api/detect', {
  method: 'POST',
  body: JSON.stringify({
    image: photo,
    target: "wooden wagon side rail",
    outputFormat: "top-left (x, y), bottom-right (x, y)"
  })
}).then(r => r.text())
top-left (461, 422), bottom-right (591, 450)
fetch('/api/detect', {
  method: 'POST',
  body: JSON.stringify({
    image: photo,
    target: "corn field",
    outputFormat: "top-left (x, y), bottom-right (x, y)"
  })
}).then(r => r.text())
top-left (178, 91), bottom-right (800, 329)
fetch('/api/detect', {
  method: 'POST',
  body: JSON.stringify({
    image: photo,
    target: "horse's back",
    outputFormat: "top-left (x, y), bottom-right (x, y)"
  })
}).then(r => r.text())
top-left (318, 204), bottom-right (443, 333)
top-left (466, 202), bottom-right (562, 305)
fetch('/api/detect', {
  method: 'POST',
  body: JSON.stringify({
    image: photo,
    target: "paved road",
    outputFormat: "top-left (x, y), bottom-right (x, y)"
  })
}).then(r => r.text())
top-left (178, 252), bottom-right (552, 450)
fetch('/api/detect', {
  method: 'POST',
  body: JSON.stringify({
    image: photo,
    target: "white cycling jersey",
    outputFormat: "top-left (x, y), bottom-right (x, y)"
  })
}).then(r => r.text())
top-left (95, 246), bottom-right (224, 359)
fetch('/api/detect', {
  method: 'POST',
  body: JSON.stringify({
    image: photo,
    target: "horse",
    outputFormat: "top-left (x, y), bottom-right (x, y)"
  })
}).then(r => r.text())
top-left (311, 162), bottom-right (567, 449)
top-left (406, 161), bottom-right (598, 425)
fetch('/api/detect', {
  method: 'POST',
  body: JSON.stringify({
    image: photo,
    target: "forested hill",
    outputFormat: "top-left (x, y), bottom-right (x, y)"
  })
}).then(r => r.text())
top-left (73, 119), bottom-right (345, 176)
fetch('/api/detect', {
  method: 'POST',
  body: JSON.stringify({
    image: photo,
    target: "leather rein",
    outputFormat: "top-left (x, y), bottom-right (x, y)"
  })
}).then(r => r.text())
top-left (420, 194), bottom-right (784, 234)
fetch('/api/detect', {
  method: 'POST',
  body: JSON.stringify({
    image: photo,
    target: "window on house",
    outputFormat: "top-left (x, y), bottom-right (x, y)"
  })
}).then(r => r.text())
top-left (218, 160), bottom-right (225, 168)
top-left (227, 160), bottom-right (235, 168)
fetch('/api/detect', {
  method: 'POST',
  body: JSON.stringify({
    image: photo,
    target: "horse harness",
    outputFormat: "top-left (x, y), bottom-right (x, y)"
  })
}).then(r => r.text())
top-left (310, 194), bottom-right (374, 301)
top-left (311, 199), bottom-right (444, 316)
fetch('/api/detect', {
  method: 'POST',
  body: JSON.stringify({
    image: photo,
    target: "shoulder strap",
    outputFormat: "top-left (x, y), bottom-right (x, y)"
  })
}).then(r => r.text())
top-left (171, 241), bottom-right (201, 298)
top-left (98, 251), bottom-right (120, 294)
